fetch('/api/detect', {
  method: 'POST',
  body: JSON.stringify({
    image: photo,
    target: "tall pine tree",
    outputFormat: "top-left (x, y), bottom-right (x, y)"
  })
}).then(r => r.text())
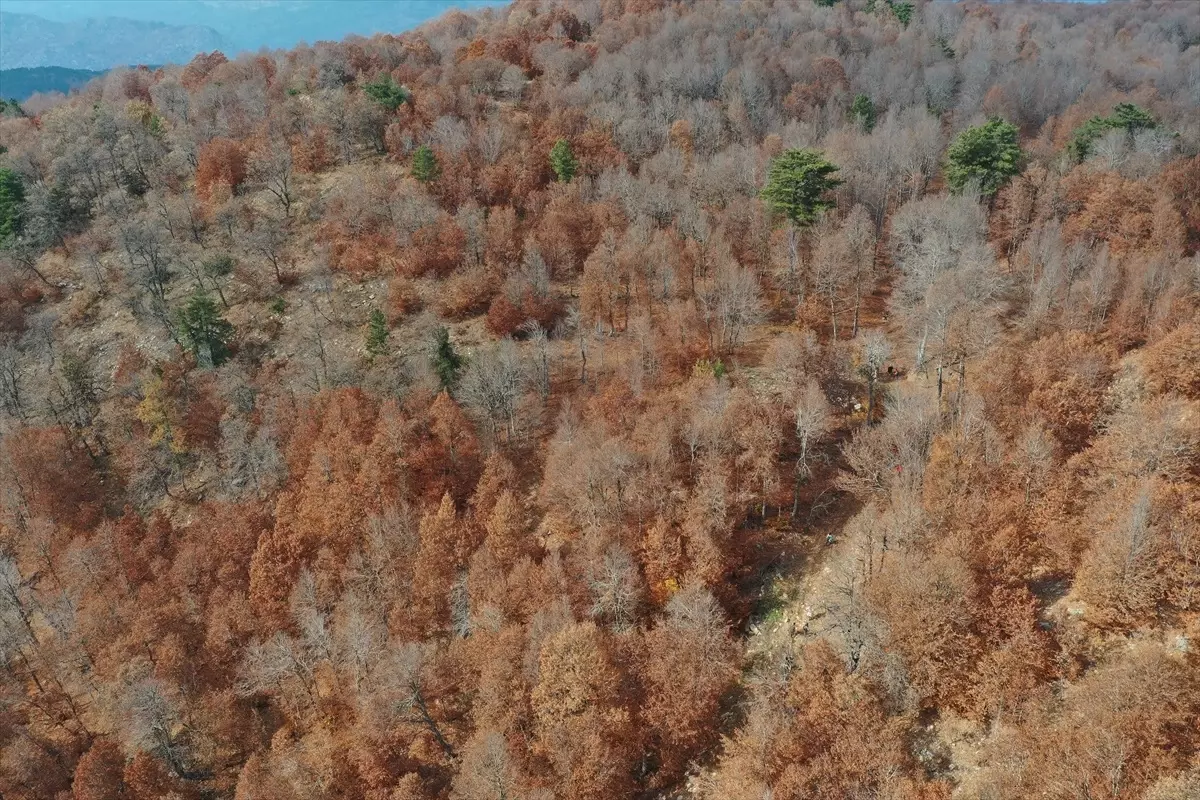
top-left (412, 145), bottom-right (441, 183)
top-left (944, 118), bottom-right (1022, 196)
top-left (366, 309), bottom-right (389, 358)
top-left (431, 325), bottom-right (463, 390)
top-left (177, 293), bottom-right (234, 367)
top-left (760, 149), bottom-right (842, 227)
top-left (550, 139), bottom-right (579, 182)
top-left (0, 168), bottom-right (25, 243)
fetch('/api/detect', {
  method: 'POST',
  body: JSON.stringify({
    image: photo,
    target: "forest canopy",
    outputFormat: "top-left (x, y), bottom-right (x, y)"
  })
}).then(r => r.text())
top-left (0, 1), bottom-right (1198, 799)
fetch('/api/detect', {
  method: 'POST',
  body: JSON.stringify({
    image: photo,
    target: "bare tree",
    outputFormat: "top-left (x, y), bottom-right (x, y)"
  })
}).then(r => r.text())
top-left (459, 338), bottom-right (528, 441)
top-left (858, 331), bottom-right (892, 425)
top-left (122, 677), bottom-right (208, 779)
top-left (474, 120), bottom-right (506, 165)
top-left (697, 257), bottom-right (763, 354)
top-left (792, 378), bottom-right (831, 514)
top-left (840, 393), bottom-right (939, 501)
top-left (219, 415), bottom-right (285, 499)
top-left (333, 593), bottom-right (387, 691)
top-left (246, 212), bottom-right (291, 282)
top-left (810, 220), bottom-right (852, 340)
top-left (452, 730), bottom-right (521, 800)
top-left (588, 543), bottom-right (642, 632)
top-left (0, 341), bottom-right (27, 422)
top-left (0, 556), bottom-right (37, 655)
top-left (521, 320), bottom-right (551, 401)
top-left (368, 643), bottom-right (457, 759)
top-left (115, 210), bottom-right (175, 309)
top-left (344, 503), bottom-right (419, 612)
top-left (824, 559), bottom-right (875, 674)
top-left (236, 631), bottom-right (320, 712)
top-left (842, 205), bottom-right (877, 337)
top-left (249, 137), bottom-right (295, 217)
top-left (1078, 484), bottom-right (1164, 622)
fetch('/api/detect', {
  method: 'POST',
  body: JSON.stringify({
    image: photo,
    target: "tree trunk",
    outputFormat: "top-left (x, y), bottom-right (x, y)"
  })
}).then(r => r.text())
top-left (21, 260), bottom-right (55, 288)
top-left (852, 278), bottom-right (862, 338)
top-left (916, 322), bottom-right (929, 377)
top-left (411, 686), bottom-right (457, 760)
top-left (866, 369), bottom-right (877, 425)
top-left (792, 462), bottom-right (801, 518)
top-left (956, 359), bottom-right (966, 419)
top-left (788, 225), bottom-right (799, 284)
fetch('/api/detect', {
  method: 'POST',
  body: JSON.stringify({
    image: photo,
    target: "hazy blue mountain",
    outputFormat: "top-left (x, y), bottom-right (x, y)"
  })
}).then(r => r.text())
top-left (0, 66), bottom-right (105, 100)
top-left (0, 1), bottom-right (503, 62)
top-left (0, 11), bottom-right (227, 70)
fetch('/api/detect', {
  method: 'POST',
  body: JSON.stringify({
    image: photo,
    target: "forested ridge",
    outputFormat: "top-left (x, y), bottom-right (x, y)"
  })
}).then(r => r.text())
top-left (0, 0), bottom-right (1198, 798)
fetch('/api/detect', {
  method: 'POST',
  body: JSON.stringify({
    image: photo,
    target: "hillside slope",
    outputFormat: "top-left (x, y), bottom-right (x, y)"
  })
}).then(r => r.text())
top-left (0, 1), bottom-right (1198, 798)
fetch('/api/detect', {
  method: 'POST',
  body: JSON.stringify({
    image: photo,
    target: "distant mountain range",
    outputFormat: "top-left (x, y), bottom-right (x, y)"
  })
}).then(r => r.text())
top-left (0, 2), bottom-right (503, 71)
top-left (0, 66), bottom-right (106, 101)
top-left (0, 11), bottom-right (227, 70)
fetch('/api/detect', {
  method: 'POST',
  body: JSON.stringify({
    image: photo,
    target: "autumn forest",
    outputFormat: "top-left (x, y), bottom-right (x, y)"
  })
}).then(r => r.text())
top-left (0, 0), bottom-right (1198, 797)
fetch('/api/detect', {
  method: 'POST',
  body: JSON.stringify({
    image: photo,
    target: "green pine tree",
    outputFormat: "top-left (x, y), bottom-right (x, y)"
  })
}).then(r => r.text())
top-left (944, 117), bottom-right (1022, 196)
top-left (851, 94), bottom-right (876, 133)
top-left (760, 149), bottom-right (843, 228)
top-left (363, 75), bottom-right (411, 111)
top-left (887, 0), bottom-right (914, 26)
top-left (1109, 102), bottom-right (1157, 132)
top-left (0, 168), bottom-right (26, 243)
top-left (431, 325), bottom-right (463, 390)
top-left (366, 309), bottom-right (389, 358)
top-left (177, 293), bottom-right (235, 367)
top-left (412, 145), bottom-right (441, 183)
top-left (1067, 103), bottom-right (1158, 162)
top-left (1067, 116), bottom-right (1111, 163)
top-left (550, 139), bottom-right (579, 182)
